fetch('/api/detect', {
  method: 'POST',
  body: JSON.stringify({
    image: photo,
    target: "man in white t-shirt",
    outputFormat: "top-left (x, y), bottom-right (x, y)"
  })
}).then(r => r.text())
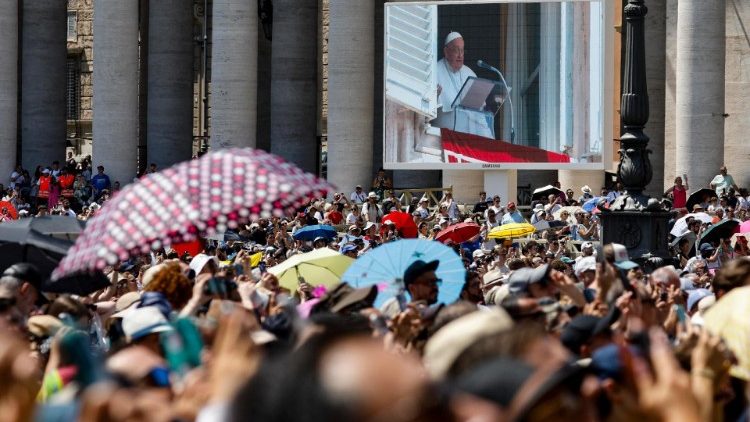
top-left (350, 185), bottom-right (367, 204)
top-left (710, 165), bottom-right (738, 197)
top-left (362, 192), bottom-right (383, 225)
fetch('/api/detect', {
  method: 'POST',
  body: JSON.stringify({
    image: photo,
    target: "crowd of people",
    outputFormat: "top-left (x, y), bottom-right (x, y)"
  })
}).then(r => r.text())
top-left (0, 163), bottom-right (749, 421)
top-left (1, 154), bottom-right (162, 221)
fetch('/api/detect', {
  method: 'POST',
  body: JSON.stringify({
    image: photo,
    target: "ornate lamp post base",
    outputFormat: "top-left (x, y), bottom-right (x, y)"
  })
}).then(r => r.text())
top-left (599, 0), bottom-right (670, 259)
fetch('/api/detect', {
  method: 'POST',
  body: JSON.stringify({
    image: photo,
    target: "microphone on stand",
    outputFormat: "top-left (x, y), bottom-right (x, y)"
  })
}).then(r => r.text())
top-left (477, 60), bottom-right (515, 143)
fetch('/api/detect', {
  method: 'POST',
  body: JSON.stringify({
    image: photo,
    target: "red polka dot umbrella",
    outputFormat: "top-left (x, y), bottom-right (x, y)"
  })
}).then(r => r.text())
top-left (52, 148), bottom-right (333, 280)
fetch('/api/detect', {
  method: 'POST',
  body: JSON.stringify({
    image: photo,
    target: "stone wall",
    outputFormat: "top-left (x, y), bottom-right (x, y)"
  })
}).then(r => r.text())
top-left (67, 0), bottom-right (94, 155)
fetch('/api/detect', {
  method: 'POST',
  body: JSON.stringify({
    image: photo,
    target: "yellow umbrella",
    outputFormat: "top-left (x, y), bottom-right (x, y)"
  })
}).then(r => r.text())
top-left (268, 248), bottom-right (355, 291)
top-left (249, 252), bottom-right (263, 267)
top-left (487, 223), bottom-right (536, 240)
top-left (703, 285), bottom-right (750, 381)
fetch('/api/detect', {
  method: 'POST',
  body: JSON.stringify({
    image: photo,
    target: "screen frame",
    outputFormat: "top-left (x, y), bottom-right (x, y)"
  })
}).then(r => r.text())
top-left (382, 0), bottom-right (614, 171)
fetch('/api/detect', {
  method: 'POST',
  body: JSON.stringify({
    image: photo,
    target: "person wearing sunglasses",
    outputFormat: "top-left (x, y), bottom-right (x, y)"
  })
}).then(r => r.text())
top-left (403, 260), bottom-right (442, 306)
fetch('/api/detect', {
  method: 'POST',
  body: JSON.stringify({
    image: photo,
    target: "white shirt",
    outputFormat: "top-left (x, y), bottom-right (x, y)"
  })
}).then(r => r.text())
top-left (346, 212), bottom-right (359, 225)
top-left (350, 190), bottom-right (367, 204)
top-left (433, 59), bottom-right (493, 138)
top-left (9, 171), bottom-right (19, 189)
top-left (711, 174), bottom-right (736, 197)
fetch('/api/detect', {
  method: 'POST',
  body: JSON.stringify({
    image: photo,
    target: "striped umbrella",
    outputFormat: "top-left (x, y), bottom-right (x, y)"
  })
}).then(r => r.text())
top-left (53, 148), bottom-right (333, 280)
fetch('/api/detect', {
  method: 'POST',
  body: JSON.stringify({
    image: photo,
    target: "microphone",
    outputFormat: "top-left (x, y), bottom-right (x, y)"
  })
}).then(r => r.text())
top-left (477, 60), bottom-right (500, 75)
top-left (476, 60), bottom-right (516, 143)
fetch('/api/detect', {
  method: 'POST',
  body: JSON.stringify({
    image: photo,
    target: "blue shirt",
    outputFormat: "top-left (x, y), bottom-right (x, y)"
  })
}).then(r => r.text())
top-left (91, 173), bottom-right (111, 192)
top-left (501, 211), bottom-right (524, 224)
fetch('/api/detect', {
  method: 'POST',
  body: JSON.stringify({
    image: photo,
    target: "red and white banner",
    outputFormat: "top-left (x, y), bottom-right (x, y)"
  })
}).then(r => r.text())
top-left (441, 129), bottom-right (571, 164)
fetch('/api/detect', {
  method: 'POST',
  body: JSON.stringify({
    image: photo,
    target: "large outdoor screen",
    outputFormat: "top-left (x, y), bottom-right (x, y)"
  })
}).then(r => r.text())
top-left (383, 0), bottom-right (610, 170)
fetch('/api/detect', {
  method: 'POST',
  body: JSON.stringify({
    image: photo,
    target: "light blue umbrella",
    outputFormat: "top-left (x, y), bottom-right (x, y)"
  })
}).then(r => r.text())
top-left (293, 224), bottom-right (338, 241)
top-left (342, 239), bottom-right (466, 307)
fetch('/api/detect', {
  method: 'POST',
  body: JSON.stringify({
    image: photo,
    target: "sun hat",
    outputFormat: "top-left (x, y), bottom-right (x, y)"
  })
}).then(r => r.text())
top-left (423, 308), bottom-right (513, 379)
top-left (121, 306), bottom-right (173, 342)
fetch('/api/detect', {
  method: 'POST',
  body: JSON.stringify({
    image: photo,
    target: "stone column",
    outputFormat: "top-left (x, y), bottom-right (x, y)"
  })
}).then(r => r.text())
top-left (21, 0), bottom-right (66, 172)
top-left (269, 0), bottom-right (318, 173)
top-left (643, 0), bottom-right (666, 197)
top-left (0, 0), bottom-right (17, 179)
top-left (724, 0), bottom-right (750, 188)
top-left (147, 0), bottom-right (194, 169)
top-left (675, 0), bottom-right (725, 189)
top-left (211, 0), bottom-right (258, 149)
top-left (327, 0), bottom-right (374, 191)
top-left (92, 0), bottom-right (139, 185)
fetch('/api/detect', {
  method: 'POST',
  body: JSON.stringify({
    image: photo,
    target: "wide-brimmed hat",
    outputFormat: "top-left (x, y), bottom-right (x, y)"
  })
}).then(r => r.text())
top-left (121, 306), bottom-right (173, 342)
top-left (368, 192), bottom-right (378, 198)
top-left (581, 185), bottom-right (592, 194)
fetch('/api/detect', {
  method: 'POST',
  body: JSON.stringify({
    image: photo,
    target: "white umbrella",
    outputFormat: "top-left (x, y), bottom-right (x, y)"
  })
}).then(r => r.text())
top-left (670, 212), bottom-right (712, 237)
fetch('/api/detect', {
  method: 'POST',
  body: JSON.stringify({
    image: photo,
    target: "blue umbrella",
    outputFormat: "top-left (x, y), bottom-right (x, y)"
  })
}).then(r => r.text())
top-left (342, 239), bottom-right (466, 307)
top-left (293, 224), bottom-right (338, 241)
top-left (582, 197), bottom-right (603, 213)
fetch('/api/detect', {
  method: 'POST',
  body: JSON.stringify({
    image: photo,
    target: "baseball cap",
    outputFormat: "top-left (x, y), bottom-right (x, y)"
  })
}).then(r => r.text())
top-left (699, 243), bottom-right (715, 253)
top-left (574, 256), bottom-right (597, 278)
top-left (611, 243), bottom-right (639, 270)
top-left (560, 314), bottom-right (615, 355)
top-left (122, 306), bottom-right (173, 342)
top-left (472, 249), bottom-right (488, 259)
top-left (189, 254), bottom-right (219, 275)
top-left (403, 260), bottom-right (440, 287)
top-left (581, 241), bottom-right (594, 250)
top-left (507, 202), bottom-right (516, 209)
top-left (508, 264), bottom-right (552, 294)
top-left (560, 256), bottom-right (575, 265)
top-left (2, 263), bottom-right (44, 292)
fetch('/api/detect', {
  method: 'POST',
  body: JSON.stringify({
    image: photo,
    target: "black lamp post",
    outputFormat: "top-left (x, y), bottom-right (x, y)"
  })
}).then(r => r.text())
top-left (600, 0), bottom-right (670, 258)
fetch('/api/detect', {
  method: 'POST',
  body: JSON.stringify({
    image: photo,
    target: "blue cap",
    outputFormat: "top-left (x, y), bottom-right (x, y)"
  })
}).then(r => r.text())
top-left (687, 288), bottom-right (713, 312)
top-left (699, 243), bottom-right (715, 252)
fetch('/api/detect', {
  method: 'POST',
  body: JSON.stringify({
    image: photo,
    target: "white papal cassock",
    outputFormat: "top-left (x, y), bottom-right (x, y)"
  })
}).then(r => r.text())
top-left (432, 58), bottom-right (494, 139)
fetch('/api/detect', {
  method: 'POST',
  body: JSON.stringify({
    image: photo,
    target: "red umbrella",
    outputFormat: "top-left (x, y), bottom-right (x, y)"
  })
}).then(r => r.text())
top-left (0, 201), bottom-right (17, 220)
top-left (382, 211), bottom-right (418, 239)
top-left (435, 222), bottom-right (481, 244)
top-left (52, 148), bottom-right (333, 280)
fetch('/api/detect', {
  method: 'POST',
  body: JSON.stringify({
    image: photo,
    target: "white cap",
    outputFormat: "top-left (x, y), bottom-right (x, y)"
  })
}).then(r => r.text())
top-left (189, 253), bottom-right (219, 275)
top-left (574, 256), bottom-right (597, 278)
top-left (445, 31), bottom-right (462, 46)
